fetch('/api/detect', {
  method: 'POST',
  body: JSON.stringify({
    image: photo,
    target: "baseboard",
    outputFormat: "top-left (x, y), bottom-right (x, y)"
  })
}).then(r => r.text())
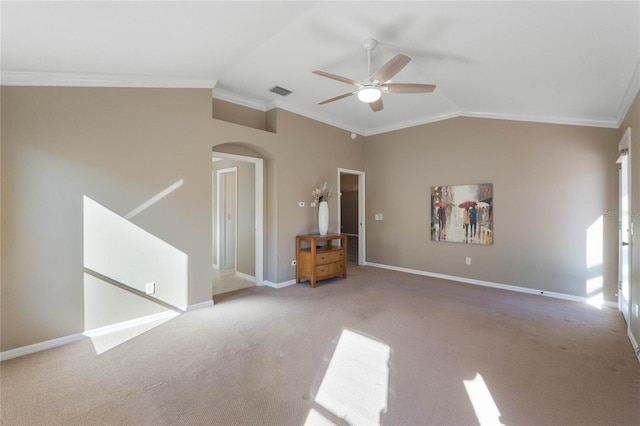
top-left (261, 279), bottom-right (296, 289)
top-left (0, 333), bottom-right (86, 362)
top-left (84, 300), bottom-right (213, 336)
top-left (265, 263), bottom-right (599, 302)
top-left (83, 310), bottom-right (181, 338)
top-left (365, 262), bottom-right (611, 305)
top-left (0, 299), bottom-right (214, 362)
top-left (186, 300), bottom-right (214, 310)
top-left (628, 328), bottom-right (640, 364)
top-left (236, 271), bottom-right (256, 282)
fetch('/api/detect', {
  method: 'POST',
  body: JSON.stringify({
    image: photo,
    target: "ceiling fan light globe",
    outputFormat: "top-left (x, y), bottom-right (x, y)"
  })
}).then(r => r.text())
top-left (357, 87), bottom-right (381, 103)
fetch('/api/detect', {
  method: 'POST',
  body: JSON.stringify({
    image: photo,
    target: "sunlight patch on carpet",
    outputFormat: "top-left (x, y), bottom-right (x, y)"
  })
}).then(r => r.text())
top-left (305, 329), bottom-right (390, 425)
top-left (464, 373), bottom-right (505, 426)
top-left (304, 408), bottom-right (335, 425)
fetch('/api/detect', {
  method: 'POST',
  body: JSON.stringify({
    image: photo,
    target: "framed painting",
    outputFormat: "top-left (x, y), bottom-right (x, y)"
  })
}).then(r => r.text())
top-left (431, 183), bottom-right (493, 245)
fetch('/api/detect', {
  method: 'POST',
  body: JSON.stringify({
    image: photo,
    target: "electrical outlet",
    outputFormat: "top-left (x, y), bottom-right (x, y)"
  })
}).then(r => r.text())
top-left (291, 260), bottom-right (297, 266)
top-left (145, 282), bottom-right (155, 295)
top-left (310, 202), bottom-right (317, 207)
top-left (299, 201), bottom-right (305, 207)
top-left (465, 257), bottom-right (471, 265)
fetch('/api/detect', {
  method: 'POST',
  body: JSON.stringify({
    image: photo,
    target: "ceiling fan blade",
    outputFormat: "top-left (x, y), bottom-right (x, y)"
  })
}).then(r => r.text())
top-left (370, 53), bottom-right (411, 83)
top-left (369, 98), bottom-right (384, 112)
top-left (318, 91), bottom-right (356, 105)
top-left (382, 83), bottom-right (436, 93)
top-left (313, 70), bottom-right (361, 86)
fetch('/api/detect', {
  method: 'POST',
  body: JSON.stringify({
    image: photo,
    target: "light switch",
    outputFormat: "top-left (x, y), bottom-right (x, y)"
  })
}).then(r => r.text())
top-left (375, 214), bottom-right (383, 221)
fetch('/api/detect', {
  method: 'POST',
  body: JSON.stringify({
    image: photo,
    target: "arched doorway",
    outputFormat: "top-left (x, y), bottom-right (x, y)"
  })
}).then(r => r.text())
top-left (212, 144), bottom-right (264, 295)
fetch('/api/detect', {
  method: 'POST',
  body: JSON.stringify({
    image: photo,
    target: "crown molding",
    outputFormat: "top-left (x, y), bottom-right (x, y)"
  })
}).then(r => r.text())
top-left (271, 100), bottom-right (365, 135)
top-left (364, 111), bottom-right (463, 136)
top-left (616, 60), bottom-right (640, 127)
top-left (212, 85), bottom-right (268, 112)
top-left (210, 88), bottom-right (621, 135)
top-left (2, 70), bottom-right (623, 132)
top-left (0, 71), bottom-right (216, 89)
top-left (210, 88), bottom-right (365, 135)
top-left (460, 111), bottom-right (619, 129)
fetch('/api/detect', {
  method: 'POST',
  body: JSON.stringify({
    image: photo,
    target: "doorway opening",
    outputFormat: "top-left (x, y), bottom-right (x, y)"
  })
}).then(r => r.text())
top-left (338, 168), bottom-right (366, 266)
top-left (617, 128), bottom-right (632, 326)
top-left (216, 168), bottom-right (237, 270)
top-left (212, 151), bottom-right (264, 296)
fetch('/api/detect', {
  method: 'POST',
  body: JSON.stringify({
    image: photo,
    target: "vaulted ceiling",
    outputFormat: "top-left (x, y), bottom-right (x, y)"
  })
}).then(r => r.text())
top-left (2, 1), bottom-right (639, 135)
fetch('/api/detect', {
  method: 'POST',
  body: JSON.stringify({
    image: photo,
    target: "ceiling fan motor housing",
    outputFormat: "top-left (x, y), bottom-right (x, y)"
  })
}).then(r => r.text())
top-left (362, 38), bottom-right (378, 51)
top-left (358, 84), bottom-right (382, 103)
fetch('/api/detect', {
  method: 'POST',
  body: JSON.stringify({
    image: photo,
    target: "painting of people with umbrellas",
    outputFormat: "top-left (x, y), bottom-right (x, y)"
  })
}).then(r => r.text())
top-left (430, 183), bottom-right (493, 245)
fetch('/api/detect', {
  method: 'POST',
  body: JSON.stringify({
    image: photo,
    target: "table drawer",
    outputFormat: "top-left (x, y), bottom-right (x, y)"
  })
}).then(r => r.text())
top-left (316, 261), bottom-right (345, 278)
top-left (315, 250), bottom-right (344, 265)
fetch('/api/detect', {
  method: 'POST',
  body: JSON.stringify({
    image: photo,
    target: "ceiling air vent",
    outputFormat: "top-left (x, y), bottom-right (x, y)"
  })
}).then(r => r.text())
top-left (269, 86), bottom-right (292, 96)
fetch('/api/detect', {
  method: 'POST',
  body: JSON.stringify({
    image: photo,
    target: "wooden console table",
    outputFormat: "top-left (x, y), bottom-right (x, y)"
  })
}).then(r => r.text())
top-left (296, 233), bottom-right (347, 288)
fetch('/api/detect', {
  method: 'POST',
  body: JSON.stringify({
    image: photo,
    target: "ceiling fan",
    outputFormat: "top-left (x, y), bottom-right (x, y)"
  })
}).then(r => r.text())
top-left (313, 39), bottom-right (436, 112)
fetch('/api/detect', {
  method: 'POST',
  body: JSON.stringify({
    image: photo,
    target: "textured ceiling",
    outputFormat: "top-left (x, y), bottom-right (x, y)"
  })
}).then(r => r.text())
top-left (2, 1), bottom-right (639, 135)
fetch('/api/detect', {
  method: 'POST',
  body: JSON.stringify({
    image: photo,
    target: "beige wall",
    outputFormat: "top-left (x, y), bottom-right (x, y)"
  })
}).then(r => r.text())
top-left (1, 84), bottom-right (633, 355)
top-left (1, 87), bottom-right (222, 349)
top-left (0, 86), bottom-right (364, 352)
top-left (212, 98), bottom-right (271, 132)
top-left (271, 109), bottom-right (365, 282)
top-left (620, 91), bottom-right (640, 349)
top-left (365, 117), bottom-right (620, 300)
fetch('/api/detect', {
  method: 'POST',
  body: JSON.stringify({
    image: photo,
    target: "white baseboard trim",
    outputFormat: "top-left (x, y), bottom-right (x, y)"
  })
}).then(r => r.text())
top-left (0, 333), bottom-right (86, 362)
top-left (186, 300), bottom-right (214, 311)
top-left (83, 310), bottom-right (180, 338)
top-left (0, 300), bottom-right (214, 362)
top-left (365, 262), bottom-right (615, 305)
top-left (261, 279), bottom-right (296, 289)
top-left (628, 328), bottom-right (640, 364)
top-left (236, 271), bottom-right (256, 283)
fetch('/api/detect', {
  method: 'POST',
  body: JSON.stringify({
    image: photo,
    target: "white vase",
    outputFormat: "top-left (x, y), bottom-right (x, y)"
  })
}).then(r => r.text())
top-left (318, 201), bottom-right (329, 236)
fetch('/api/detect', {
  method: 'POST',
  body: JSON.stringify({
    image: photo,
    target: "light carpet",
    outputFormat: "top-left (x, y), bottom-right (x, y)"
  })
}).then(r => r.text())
top-left (2, 265), bottom-right (638, 425)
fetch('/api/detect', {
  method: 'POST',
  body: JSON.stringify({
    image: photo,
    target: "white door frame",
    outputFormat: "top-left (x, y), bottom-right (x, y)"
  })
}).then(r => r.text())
top-left (216, 167), bottom-right (237, 270)
top-left (212, 153), bottom-right (264, 286)
top-left (618, 127), bottom-right (632, 325)
top-left (337, 168), bottom-right (366, 265)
